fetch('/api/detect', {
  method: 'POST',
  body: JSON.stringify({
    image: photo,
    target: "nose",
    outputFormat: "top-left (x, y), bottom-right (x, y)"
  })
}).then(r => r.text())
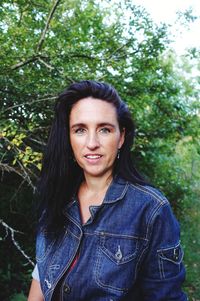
top-left (86, 132), bottom-right (100, 150)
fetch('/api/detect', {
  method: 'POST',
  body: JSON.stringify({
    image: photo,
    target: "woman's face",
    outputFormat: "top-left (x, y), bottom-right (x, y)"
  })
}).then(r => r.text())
top-left (69, 97), bottom-right (125, 180)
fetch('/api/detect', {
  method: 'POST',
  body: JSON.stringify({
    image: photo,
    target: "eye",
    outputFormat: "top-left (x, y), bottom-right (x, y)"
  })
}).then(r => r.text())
top-left (99, 127), bottom-right (111, 134)
top-left (74, 128), bottom-right (85, 135)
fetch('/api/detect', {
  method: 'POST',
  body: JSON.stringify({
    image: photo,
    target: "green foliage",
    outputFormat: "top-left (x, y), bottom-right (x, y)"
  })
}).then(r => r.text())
top-left (0, 0), bottom-right (199, 299)
top-left (181, 191), bottom-right (200, 300)
top-left (9, 292), bottom-right (27, 301)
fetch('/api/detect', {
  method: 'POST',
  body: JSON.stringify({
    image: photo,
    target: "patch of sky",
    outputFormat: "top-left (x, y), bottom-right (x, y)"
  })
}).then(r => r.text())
top-left (3, 3), bottom-right (17, 9)
top-left (0, 22), bottom-right (9, 33)
top-left (34, 29), bottom-right (41, 35)
top-left (34, 11), bottom-right (44, 21)
top-left (62, 9), bottom-right (74, 19)
top-left (107, 66), bottom-right (121, 76)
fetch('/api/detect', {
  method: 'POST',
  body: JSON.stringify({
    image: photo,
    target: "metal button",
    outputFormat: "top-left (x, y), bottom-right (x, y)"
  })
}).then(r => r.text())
top-left (44, 279), bottom-right (51, 289)
top-left (115, 245), bottom-right (123, 261)
top-left (173, 248), bottom-right (179, 261)
top-left (63, 284), bottom-right (71, 294)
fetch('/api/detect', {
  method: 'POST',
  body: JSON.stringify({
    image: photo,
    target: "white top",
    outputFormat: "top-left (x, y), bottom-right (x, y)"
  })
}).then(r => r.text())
top-left (32, 264), bottom-right (40, 281)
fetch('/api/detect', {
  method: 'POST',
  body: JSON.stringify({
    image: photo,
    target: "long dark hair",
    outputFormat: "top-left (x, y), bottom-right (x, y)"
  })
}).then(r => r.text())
top-left (38, 80), bottom-right (147, 231)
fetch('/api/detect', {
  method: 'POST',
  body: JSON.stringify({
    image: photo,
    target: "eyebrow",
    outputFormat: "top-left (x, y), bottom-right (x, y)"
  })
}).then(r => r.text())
top-left (70, 122), bottom-right (116, 129)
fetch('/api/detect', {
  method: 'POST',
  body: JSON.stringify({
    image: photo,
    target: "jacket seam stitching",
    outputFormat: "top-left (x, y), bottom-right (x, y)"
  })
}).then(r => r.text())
top-left (129, 183), bottom-right (167, 205)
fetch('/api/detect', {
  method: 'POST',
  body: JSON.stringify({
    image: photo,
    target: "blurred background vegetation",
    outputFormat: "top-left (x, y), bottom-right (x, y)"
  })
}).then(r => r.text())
top-left (0, 0), bottom-right (199, 300)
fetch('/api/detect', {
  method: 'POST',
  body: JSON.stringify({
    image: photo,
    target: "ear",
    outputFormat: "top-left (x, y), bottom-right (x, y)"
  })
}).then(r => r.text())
top-left (118, 128), bottom-right (125, 149)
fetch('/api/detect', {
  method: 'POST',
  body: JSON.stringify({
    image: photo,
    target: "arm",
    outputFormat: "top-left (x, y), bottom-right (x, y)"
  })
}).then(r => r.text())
top-left (28, 279), bottom-right (44, 301)
top-left (139, 202), bottom-right (187, 300)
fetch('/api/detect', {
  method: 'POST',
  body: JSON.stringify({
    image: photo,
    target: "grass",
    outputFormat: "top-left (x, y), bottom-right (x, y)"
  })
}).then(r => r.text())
top-left (181, 190), bottom-right (200, 301)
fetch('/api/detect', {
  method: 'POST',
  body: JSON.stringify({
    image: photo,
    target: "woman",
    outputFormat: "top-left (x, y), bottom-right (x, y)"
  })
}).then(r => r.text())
top-left (28, 80), bottom-right (187, 301)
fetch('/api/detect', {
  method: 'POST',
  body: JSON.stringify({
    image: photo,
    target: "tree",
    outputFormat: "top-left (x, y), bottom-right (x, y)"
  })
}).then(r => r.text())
top-left (0, 0), bottom-right (199, 299)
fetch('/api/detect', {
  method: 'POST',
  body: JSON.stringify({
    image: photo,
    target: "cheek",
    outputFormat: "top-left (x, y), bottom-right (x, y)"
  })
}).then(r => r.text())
top-left (107, 138), bottom-right (121, 153)
top-left (70, 136), bottom-right (85, 155)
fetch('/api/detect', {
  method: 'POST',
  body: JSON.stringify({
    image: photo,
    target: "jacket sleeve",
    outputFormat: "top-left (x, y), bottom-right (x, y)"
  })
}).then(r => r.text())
top-left (138, 202), bottom-right (188, 301)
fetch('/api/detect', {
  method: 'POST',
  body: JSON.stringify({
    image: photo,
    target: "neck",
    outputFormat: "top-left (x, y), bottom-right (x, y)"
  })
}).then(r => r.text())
top-left (83, 173), bottom-right (113, 193)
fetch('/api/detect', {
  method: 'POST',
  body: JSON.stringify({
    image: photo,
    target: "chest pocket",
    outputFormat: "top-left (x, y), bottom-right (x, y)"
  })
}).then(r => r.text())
top-left (95, 234), bottom-right (143, 293)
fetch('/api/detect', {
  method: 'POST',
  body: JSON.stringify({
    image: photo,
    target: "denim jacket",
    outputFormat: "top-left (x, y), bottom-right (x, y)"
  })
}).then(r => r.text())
top-left (35, 176), bottom-right (187, 301)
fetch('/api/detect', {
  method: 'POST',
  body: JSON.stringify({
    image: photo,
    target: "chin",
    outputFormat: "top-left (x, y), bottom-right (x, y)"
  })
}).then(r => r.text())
top-left (84, 168), bottom-right (112, 178)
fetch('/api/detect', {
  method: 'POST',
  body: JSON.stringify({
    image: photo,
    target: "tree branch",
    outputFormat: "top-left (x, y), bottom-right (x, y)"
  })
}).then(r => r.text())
top-left (0, 219), bottom-right (34, 266)
top-left (9, 54), bottom-right (49, 71)
top-left (0, 135), bottom-right (38, 187)
top-left (38, 57), bottom-right (54, 70)
top-left (9, 179), bottom-right (26, 214)
top-left (0, 162), bottom-right (36, 190)
top-left (28, 137), bottom-right (46, 147)
top-left (69, 54), bottom-right (97, 60)
top-left (106, 39), bottom-right (135, 60)
top-left (0, 162), bottom-right (24, 179)
top-left (10, 56), bottom-right (38, 70)
top-left (17, 159), bottom-right (37, 191)
top-left (2, 96), bottom-right (57, 113)
top-left (36, 0), bottom-right (61, 53)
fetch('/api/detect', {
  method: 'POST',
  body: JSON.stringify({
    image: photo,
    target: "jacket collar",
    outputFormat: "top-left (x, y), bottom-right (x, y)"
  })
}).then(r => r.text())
top-left (64, 175), bottom-right (128, 210)
top-left (102, 175), bottom-right (128, 204)
top-left (62, 176), bottom-right (128, 224)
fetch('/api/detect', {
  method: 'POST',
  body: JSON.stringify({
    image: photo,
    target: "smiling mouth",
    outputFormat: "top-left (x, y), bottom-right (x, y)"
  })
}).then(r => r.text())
top-left (84, 155), bottom-right (102, 159)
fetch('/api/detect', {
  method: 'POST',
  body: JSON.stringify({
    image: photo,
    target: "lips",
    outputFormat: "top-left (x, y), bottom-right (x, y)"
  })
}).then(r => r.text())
top-left (84, 154), bottom-right (102, 159)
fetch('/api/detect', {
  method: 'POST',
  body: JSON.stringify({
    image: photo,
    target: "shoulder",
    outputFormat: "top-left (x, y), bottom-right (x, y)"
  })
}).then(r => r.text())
top-left (123, 179), bottom-right (180, 235)
top-left (113, 175), bottom-right (168, 205)
top-left (117, 174), bottom-right (169, 206)
top-left (128, 182), bottom-right (168, 205)
top-left (121, 178), bottom-right (176, 221)
top-left (126, 180), bottom-right (179, 228)
top-left (113, 175), bottom-right (170, 211)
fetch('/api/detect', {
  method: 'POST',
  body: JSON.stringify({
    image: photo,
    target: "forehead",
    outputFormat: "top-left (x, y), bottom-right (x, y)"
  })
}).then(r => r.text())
top-left (69, 97), bottom-right (118, 123)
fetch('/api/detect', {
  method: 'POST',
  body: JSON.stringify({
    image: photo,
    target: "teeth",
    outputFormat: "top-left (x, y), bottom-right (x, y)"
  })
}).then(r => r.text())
top-left (86, 155), bottom-right (101, 159)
